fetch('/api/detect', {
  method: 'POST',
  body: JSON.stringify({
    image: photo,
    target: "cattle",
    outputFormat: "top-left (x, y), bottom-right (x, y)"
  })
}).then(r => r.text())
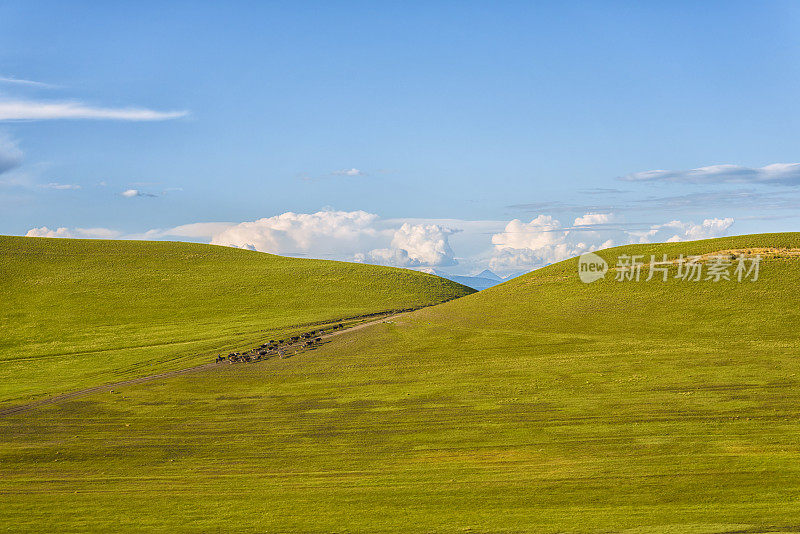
top-left (315, 337), bottom-right (321, 342)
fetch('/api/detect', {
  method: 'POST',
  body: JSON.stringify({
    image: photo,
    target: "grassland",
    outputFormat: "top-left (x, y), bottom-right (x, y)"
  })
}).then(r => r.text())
top-left (0, 236), bottom-right (473, 407)
top-left (2, 233), bottom-right (800, 532)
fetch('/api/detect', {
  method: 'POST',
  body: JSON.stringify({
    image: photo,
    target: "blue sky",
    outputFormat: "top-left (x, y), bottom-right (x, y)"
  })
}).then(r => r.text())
top-left (2, 1), bottom-right (800, 275)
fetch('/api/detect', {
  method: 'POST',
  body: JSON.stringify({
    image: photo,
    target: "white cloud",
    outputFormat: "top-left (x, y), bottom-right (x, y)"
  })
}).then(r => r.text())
top-left (630, 217), bottom-right (735, 244)
top-left (19, 211), bottom-right (736, 277)
top-left (122, 189), bottom-right (157, 198)
top-left (489, 215), bottom-right (583, 274)
top-left (210, 210), bottom-right (385, 257)
top-left (157, 222), bottom-right (235, 239)
top-left (25, 226), bottom-right (121, 239)
top-left (364, 223), bottom-right (458, 267)
top-left (209, 210), bottom-right (458, 267)
top-left (489, 211), bottom-right (695, 275)
top-left (0, 133), bottom-right (22, 175)
top-left (41, 182), bottom-right (80, 190)
top-left (0, 76), bottom-right (55, 88)
top-left (573, 212), bottom-right (615, 226)
top-left (491, 215), bottom-right (569, 251)
top-left (621, 163), bottom-right (800, 185)
top-left (332, 168), bottom-right (366, 176)
top-left (0, 99), bottom-right (188, 121)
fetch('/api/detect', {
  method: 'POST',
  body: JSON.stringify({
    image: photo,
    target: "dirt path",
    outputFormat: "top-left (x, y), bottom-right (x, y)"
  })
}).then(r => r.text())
top-left (0, 311), bottom-right (406, 418)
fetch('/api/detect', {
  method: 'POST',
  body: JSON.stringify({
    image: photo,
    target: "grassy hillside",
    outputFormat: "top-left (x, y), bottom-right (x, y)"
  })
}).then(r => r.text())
top-left (0, 236), bottom-right (473, 406)
top-left (2, 233), bottom-right (800, 532)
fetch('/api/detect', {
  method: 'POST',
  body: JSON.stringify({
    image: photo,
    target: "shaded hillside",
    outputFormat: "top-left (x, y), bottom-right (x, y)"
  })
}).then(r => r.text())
top-left (0, 236), bottom-right (473, 405)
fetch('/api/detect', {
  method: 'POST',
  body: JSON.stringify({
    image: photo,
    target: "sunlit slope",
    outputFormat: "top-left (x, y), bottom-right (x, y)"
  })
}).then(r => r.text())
top-left (1, 233), bottom-right (800, 532)
top-left (0, 236), bottom-right (473, 405)
top-left (410, 231), bottom-right (800, 340)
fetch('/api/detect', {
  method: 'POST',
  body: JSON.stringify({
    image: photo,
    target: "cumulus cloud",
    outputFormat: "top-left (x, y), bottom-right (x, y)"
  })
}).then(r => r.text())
top-left (489, 215), bottom-right (583, 273)
top-left (210, 210), bottom-right (458, 267)
top-left (25, 226), bottom-right (122, 239)
top-left (0, 133), bottom-right (22, 176)
top-left (491, 215), bottom-right (568, 251)
top-left (572, 212), bottom-right (615, 226)
top-left (363, 223), bottom-right (458, 267)
top-left (121, 189), bottom-right (157, 198)
top-left (210, 210), bottom-right (384, 257)
top-left (0, 99), bottom-right (188, 121)
top-left (488, 211), bottom-right (730, 275)
top-left (630, 217), bottom-right (735, 244)
top-left (20, 210), bottom-right (737, 276)
top-left (620, 163), bottom-right (800, 185)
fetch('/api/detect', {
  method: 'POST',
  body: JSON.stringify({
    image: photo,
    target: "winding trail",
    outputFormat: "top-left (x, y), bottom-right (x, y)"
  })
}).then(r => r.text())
top-left (0, 311), bottom-right (406, 418)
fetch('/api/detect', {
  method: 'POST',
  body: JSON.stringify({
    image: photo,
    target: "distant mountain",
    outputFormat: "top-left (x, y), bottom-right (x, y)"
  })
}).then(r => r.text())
top-left (476, 269), bottom-right (502, 281)
top-left (427, 269), bottom-right (512, 291)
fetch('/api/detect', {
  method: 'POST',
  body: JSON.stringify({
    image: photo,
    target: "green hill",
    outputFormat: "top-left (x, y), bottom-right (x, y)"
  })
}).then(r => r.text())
top-left (2, 233), bottom-right (800, 532)
top-left (0, 236), bottom-right (473, 406)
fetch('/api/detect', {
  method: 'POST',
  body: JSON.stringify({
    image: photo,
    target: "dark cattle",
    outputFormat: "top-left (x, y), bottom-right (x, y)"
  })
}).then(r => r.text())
top-left (337, 323), bottom-right (343, 329)
top-left (315, 337), bottom-right (321, 342)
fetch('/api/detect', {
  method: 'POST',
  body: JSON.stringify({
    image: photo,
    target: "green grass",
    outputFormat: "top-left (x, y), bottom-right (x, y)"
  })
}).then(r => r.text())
top-left (0, 236), bottom-right (473, 407)
top-left (2, 233), bottom-right (800, 532)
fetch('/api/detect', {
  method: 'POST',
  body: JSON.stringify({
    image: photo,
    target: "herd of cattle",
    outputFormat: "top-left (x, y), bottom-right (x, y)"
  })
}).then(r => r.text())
top-left (216, 323), bottom-right (345, 364)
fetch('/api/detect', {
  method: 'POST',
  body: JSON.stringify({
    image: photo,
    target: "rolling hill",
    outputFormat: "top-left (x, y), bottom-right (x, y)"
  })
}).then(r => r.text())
top-left (1, 233), bottom-right (800, 532)
top-left (0, 236), bottom-right (473, 407)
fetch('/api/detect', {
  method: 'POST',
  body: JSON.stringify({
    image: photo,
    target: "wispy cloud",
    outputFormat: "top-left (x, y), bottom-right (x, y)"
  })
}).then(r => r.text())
top-left (0, 99), bottom-right (188, 121)
top-left (332, 168), bottom-right (367, 177)
top-left (0, 133), bottom-right (22, 175)
top-left (0, 76), bottom-right (55, 88)
top-left (41, 182), bottom-right (80, 190)
top-left (507, 200), bottom-right (617, 213)
top-left (634, 189), bottom-right (800, 211)
top-left (620, 163), bottom-right (800, 186)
